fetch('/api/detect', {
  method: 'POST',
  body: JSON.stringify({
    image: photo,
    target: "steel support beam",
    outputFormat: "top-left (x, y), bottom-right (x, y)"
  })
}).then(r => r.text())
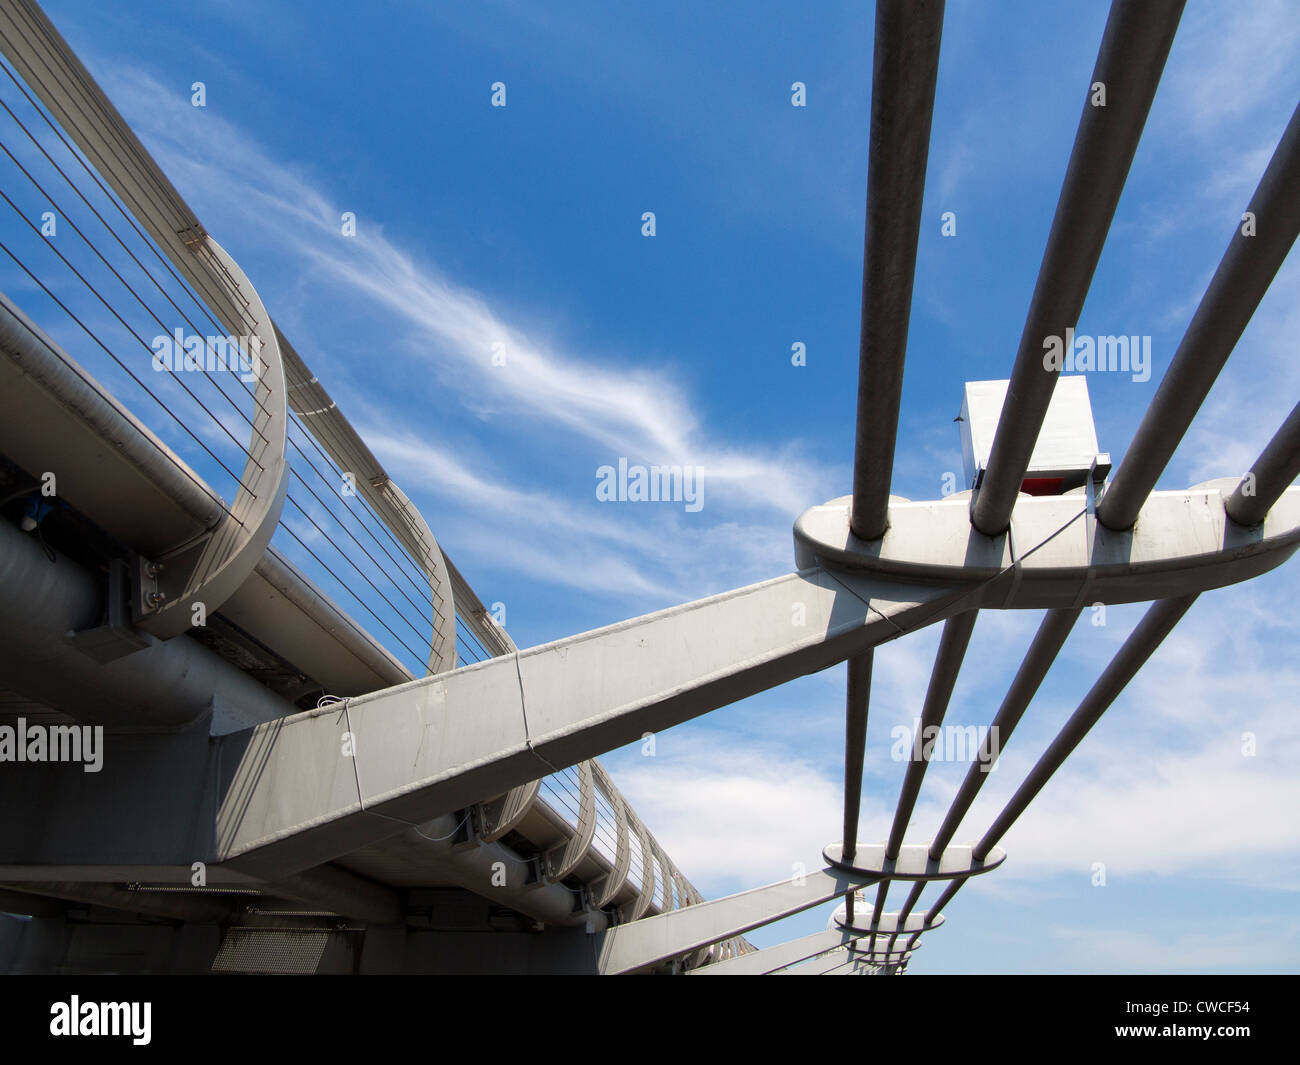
top-left (850, 0), bottom-right (946, 540)
top-left (842, 651), bottom-right (873, 923)
top-left (891, 607), bottom-right (1080, 944)
top-left (930, 607), bottom-right (1081, 852)
top-left (689, 927), bottom-right (869, 976)
top-left (265, 864), bottom-right (404, 925)
top-left (1226, 400), bottom-right (1300, 527)
top-left (971, 0), bottom-right (1184, 535)
top-left (887, 611), bottom-right (978, 856)
top-left (212, 569), bottom-right (964, 878)
top-left (868, 609), bottom-right (976, 926)
top-left (797, 488), bottom-right (1300, 607)
top-left (596, 866), bottom-right (876, 975)
top-left (1098, 101), bottom-right (1300, 531)
top-left (975, 594), bottom-right (1198, 857)
top-left (782, 946), bottom-right (900, 975)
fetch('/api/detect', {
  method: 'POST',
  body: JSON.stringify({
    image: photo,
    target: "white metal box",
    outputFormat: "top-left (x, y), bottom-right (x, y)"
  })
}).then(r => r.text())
top-left (959, 377), bottom-right (1109, 495)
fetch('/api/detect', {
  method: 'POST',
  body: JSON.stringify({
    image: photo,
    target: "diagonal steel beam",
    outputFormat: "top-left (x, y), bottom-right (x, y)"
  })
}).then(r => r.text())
top-left (971, 0), bottom-right (1184, 535)
top-left (931, 607), bottom-right (1081, 854)
top-left (975, 594), bottom-right (1197, 858)
top-left (1098, 101), bottom-right (1300, 531)
top-left (688, 927), bottom-right (870, 976)
top-left (842, 650), bottom-right (873, 924)
top-left (596, 866), bottom-right (878, 975)
top-left (869, 610), bottom-right (978, 928)
top-left (850, 0), bottom-right (947, 540)
top-left (1227, 400), bottom-right (1300, 527)
top-left (921, 597), bottom-right (1193, 929)
top-left (214, 569), bottom-right (965, 878)
top-left (891, 607), bottom-right (1080, 947)
top-left (779, 948), bottom-right (875, 976)
top-left (784, 944), bottom-right (911, 975)
top-left (886, 611), bottom-right (979, 858)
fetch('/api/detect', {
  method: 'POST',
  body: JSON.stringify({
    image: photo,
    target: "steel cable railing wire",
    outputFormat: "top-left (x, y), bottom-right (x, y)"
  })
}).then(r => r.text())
top-left (287, 419), bottom-right (439, 610)
top-left (540, 765), bottom-right (623, 863)
top-left (0, 55), bottom-right (696, 915)
top-left (451, 613), bottom-right (635, 886)
top-left (0, 214), bottom-right (261, 512)
top-left (0, 84), bottom-right (460, 679)
top-left (0, 53), bottom-right (260, 357)
top-left (0, 175), bottom-right (264, 470)
top-left (0, 58), bottom-right (458, 652)
top-left (0, 237), bottom-right (256, 499)
top-left (0, 96), bottom-right (275, 430)
top-left (284, 401), bottom-right (450, 613)
top-left (0, 177), bottom-right (435, 668)
top-left (558, 764), bottom-right (623, 859)
top-left (591, 792), bottom-right (620, 865)
top-left (2, 232), bottom-right (436, 681)
top-left (286, 467), bottom-right (435, 634)
top-left (0, 205), bottom-right (451, 671)
top-left (535, 775), bottom-right (629, 888)
top-left (0, 77), bottom-right (282, 520)
top-left (0, 136), bottom-right (279, 485)
top-left (272, 512), bottom-right (433, 670)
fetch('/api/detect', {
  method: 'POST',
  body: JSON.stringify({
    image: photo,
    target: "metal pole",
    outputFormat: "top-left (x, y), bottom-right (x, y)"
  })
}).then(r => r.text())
top-left (850, 0), bottom-right (946, 541)
top-left (974, 594), bottom-right (1197, 858)
top-left (1098, 101), bottom-right (1300, 531)
top-left (1226, 399), bottom-right (1300, 526)
top-left (971, 0), bottom-right (1184, 535)
top-left (930, 607), bottom-right (1081, 854)
top-left (886, 609), bottom-right (1080, 955)
top-left (886, 611), bottom-right (978, 857)
top-left (843, 651), bottom-right (874, 923)
top-left (874, 610), bottom-right (977, 938)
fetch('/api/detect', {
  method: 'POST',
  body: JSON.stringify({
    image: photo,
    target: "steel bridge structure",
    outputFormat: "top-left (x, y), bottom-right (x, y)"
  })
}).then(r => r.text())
top-left (0, 0), bottom-right (1296, 974)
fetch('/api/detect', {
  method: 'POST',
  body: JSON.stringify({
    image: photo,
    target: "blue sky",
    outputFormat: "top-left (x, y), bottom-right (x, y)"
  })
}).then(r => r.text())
top-left (7, 0), bottom-right (1300, 972)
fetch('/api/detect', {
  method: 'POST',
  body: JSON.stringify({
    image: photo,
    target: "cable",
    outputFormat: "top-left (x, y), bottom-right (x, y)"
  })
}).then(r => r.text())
top-left (0, 238), bottom-right (256, 497)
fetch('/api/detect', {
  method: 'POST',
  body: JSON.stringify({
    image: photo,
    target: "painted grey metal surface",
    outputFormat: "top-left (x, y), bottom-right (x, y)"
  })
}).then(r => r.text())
top-left (0, 515), bottom-right (293, 731)
top-left (1098, 101), bottom-right (1300, 532)
top-left (970, 0), bottom-right (1184, 535)
top-left (129, 237), bottom-right (289, 640)
top-left (1227, 400), bottom-right (1300, 527)
top-left (930, 608), bottom-right (1080, 853)
top-left (850, 0), bottom-right (945, 541)
top-left (824, 843), bottom-right (1005, 880)
top-left (830, 907), bottom-right (943, 935)
top-left (960, 377), bottom-right (1107, 492)
top-left (596, 866), bottom-right (875, 975)
top-left (796, 487), bottom-right (1300, 606)
top-left (887, 612), bottom-right (976, 857)
top-left (211, 569), bottom-right (963, 877)
top-left (973, 595), bottom-right (1197, 859)
top-left (690, 927), bottom-right (869, 976)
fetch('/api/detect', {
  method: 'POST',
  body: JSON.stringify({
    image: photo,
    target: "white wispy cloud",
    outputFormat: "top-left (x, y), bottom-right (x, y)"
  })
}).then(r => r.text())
top-left (87, 62), bottom-right (835, 611)
top-left (99, 64), bottom-right (830, 519)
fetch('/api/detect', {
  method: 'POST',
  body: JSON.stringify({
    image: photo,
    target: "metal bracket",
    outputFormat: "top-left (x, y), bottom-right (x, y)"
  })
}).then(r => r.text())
top-left (64, 558), bottom-right (151, 663)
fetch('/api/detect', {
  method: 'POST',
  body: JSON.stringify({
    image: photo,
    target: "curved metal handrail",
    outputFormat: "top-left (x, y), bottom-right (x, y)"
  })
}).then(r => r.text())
top-left (133, 238), bottom-right (289, 638)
